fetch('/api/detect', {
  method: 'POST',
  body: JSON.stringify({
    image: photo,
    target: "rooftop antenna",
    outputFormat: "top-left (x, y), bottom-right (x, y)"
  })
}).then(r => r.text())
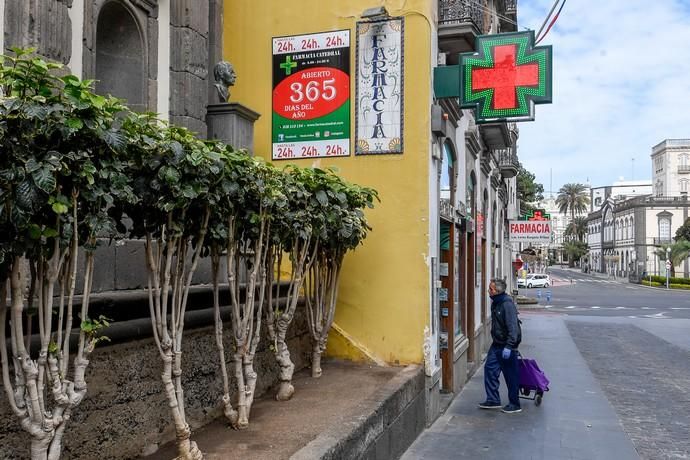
top-left (632, 157), bottom-right (635, 180)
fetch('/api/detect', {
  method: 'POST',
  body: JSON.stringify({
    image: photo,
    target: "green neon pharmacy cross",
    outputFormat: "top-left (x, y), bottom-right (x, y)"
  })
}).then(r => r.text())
top-left (433, 31), bottom-right (552, 123)
top-left (280, 56), bottom-right (298, 75)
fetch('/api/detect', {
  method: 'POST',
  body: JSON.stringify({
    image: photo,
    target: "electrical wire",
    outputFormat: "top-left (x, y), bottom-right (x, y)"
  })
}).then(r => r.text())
top-left (535, 0), bottom-right (561, 41)
top-left (535, 0), bottom-right (566, 44)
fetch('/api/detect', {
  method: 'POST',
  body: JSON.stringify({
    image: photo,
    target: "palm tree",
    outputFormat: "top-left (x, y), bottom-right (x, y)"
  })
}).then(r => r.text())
top-left (565, 216), bottom-right (587, 242)
top-left (654, 241), bottom-right (690, 277)
top-left (556, 183), bottom-right (590, 221)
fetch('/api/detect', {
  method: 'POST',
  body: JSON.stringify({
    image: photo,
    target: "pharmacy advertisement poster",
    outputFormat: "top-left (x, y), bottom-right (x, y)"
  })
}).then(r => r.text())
top-left (272, 30), bottom-right (350, 160)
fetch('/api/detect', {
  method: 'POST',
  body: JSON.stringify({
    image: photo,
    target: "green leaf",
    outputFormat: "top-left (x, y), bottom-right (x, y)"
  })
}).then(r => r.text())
top-left (315, 190), bottom-right (328, 206)
top-left (43, 227), bottom-right (59, 238)
top-left (28, 224), bottom-right (41, 240)
top-left (32, 167), bottom-right (56, 193)
top-left (52, 202), bottom-right (69, 214)
top-left (66, 118), bottom-right (84, 130)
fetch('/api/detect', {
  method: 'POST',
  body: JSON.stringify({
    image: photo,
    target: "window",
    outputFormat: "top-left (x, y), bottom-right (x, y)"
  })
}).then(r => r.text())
top-left (681, 154), bottom-right (689, 167)
top-left (681, 179), bottom-right (689, 194)
top-left (659, 218), bottom-right (671, 240)
top-left (440, 142), bottom-right (454, 200)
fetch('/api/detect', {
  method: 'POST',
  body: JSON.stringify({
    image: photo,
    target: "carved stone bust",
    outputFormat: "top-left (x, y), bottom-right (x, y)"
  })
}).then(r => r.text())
top-left (213, 61), bottom-right (237, 103)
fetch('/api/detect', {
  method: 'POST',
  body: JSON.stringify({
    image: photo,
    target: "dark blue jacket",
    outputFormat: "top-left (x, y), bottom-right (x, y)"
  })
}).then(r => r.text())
top-left (490, 293), bottom-right (521, 349)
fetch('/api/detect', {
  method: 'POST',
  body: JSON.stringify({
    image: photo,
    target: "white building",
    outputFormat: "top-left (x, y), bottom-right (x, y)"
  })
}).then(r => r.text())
top-left (590, 180), bottom-right (652, 211)
top-left (587, 140), bottom-right (690, 278)
top-left (652, 139), bottom-right (690, 196)
top-left (535, 196), bottom-right (588, 264)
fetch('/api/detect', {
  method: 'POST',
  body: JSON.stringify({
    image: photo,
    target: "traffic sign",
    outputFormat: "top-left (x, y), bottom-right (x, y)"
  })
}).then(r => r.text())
top-left (666, 261), bottom-right (672, 270)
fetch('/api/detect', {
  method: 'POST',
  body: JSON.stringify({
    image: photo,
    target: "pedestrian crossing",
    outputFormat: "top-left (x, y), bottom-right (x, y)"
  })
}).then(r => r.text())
top-left (550, 277), bottom-right (623, 285)
top-left (540, 305), bottom-right (690, 318)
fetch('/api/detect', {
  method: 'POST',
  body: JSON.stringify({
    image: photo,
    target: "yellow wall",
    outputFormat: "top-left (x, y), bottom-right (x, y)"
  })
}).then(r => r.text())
top-left (224, 0), bottom-right (433, 364)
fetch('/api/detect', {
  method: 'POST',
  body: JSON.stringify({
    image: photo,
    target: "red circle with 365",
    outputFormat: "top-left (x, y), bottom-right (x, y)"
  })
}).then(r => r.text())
top-left (273, 67), bottom-right (349, 120)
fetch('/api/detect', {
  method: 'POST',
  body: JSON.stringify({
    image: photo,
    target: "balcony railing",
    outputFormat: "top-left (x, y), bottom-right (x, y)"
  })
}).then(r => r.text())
top-left (679, 165), bottom-right (690, 173)
top-left (496, 148), bottom-right (519, 178)
top-left (439, 0), bottom-right (483, 28)
top-left (653, 237), bottom-right (674, 246)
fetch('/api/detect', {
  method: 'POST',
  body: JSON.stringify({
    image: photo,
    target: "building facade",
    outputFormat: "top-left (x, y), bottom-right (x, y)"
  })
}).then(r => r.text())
top-left (652, 139), bottom-right (690, 197)
top-left (587, 140), bottom-right (690, 278)
top-left (1, 0), bottom-right (521, 429)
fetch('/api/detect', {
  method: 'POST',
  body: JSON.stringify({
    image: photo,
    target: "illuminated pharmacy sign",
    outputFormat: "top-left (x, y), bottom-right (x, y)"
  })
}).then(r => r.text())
top-left (434, 31), bottom-right (552, 123)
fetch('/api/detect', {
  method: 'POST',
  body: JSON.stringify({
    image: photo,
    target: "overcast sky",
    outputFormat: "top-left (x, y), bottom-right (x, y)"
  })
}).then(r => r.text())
top-left (516, 0), bottom-right (690, 196)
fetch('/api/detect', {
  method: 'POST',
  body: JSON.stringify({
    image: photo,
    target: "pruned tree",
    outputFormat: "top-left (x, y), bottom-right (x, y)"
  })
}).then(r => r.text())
top-left (0, 49), bottom-right (132, 459)
top-left (206, 153), bottom-right (285, 429)
top-left (265, 166), bottom-right (322, 401)
top-left (305, 169), bottom-right (378, 378)
top-left (116, 114), bottom-right (223, 459)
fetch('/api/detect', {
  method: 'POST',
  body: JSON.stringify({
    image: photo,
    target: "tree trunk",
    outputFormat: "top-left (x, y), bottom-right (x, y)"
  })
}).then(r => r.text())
top-left (233, 353), bottom-right (248, 430)
top-left (274, 328), bottom-right (295, 400)
top-left (311, 342), bottom-right (323, 378)
top-left (30, 435), bottom-right (52, 460)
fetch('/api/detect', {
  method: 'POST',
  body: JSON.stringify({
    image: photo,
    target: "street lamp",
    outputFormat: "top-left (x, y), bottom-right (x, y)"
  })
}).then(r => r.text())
top-left (666, 246), bottom-right (671, 289)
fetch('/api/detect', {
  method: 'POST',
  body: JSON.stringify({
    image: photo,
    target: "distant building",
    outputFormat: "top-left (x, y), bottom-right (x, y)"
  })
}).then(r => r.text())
top-left (652, 139), bottom-right (690, 196)
top-left (586, 140), bottom-right (690, 278)
top-left (535, 195), bottom-right (589, 264)
top-left (590, 180), bottom-right (652, 212)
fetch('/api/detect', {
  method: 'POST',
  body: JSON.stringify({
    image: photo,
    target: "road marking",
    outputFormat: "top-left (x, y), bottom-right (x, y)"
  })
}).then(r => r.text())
top-left (545, 305), bottom-right (553, 308)
top-left (671, 307), bottom-right (690, 310)
top-left (591, 306), bottom-right (601, 309)
top-left (628, 316), bottom-right (638, 319)
top-left (566, 306), bottom-right (576, 309)
top-left (644, 312), bottom-right (670, 319)
top-left (615, 306), bottom-right (627, 310)
top-left (641, 307), bottom-right (653, 310)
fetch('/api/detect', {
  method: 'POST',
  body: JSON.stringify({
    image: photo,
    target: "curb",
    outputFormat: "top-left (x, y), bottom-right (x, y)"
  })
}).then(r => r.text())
top-left (290, 365), bottom-right (425, 460)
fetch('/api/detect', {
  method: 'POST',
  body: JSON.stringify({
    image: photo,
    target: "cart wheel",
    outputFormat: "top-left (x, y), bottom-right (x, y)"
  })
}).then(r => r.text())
top-left (535, 393), bottom-right (543, 406)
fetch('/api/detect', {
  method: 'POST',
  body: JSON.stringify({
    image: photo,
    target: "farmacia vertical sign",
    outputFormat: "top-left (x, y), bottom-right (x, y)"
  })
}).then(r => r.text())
top-left (272, 30), bottom-right (350, 160)
top-left (355, 18), bottom-right (404, 155)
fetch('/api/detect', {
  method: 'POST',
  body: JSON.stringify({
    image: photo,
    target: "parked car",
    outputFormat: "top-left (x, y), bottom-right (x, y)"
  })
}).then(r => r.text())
top-left (517, 273), bottom-right (551, 288)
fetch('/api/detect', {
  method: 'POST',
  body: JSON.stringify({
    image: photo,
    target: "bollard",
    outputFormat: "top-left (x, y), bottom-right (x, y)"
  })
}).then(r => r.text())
top-left (546, 290), bottom-right (552, 302)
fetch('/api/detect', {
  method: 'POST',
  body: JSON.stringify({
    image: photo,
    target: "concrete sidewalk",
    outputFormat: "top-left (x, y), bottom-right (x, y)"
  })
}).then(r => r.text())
top-left (401, 313), bottom-right (640, 460)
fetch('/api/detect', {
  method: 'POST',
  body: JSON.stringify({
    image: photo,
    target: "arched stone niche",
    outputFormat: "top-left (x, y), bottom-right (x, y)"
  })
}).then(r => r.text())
top-left (84, 0), bottom-right (158, 111)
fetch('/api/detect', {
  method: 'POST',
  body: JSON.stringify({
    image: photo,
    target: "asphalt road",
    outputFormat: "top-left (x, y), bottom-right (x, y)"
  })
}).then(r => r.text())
top-left (518, 267), bottom-right (690, 318)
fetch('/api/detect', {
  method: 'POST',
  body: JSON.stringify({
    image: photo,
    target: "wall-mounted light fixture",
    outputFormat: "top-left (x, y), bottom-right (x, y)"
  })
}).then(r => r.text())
top-left (361, 6), bottom-right (389, 19)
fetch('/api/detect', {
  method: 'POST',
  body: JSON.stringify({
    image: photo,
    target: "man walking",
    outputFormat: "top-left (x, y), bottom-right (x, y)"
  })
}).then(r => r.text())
top-left (478, 278), bottom-right (522, 414)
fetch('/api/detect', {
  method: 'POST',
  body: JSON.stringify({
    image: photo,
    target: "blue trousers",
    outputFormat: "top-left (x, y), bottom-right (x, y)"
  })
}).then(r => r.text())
top-left (484, 344), bottom-right (520, 407)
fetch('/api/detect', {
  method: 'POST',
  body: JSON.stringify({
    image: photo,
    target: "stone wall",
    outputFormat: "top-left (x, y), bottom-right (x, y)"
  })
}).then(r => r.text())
top-left (170, 0), bottom-right (210, 137)
top-left (3, 0), bottom-right (72, 63)
top-left (0, 305), bottom-right (312, 459)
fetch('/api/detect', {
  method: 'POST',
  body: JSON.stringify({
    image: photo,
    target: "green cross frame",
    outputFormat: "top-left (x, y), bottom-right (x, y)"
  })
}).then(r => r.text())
top-left (434, 31), bottom-right (552, 123)
top-left (280, 55), bottom-right (298, 75)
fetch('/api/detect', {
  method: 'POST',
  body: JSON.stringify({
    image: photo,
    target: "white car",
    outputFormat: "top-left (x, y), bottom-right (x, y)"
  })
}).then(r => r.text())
top-left (517, 274), bottom-right (551, 288)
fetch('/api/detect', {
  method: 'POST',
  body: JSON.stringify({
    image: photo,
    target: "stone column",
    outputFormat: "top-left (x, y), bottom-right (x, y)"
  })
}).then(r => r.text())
top-left (206, 102), bottom-right (260, 152)
top-left (1, 0), bottom-right (5, 54)
top-left (170, 0), bottom-right (209, 136)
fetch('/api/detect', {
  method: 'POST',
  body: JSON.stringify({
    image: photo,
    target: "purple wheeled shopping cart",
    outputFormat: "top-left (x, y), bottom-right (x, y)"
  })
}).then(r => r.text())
top-left (518, 355), bottom-right (550, 406)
